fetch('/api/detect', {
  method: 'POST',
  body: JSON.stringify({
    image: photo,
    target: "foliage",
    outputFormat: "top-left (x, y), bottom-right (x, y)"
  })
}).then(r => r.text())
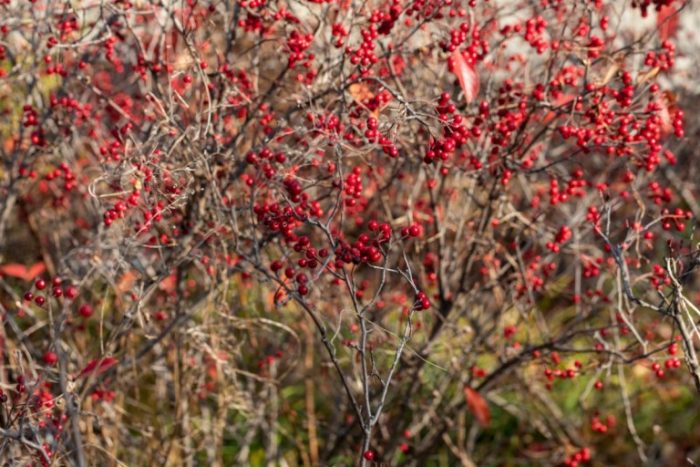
top-left (0, 0), bottom-right (699, 465)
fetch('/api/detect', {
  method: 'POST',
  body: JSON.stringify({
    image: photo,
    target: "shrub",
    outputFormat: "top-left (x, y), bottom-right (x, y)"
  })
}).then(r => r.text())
top-left (0, 0), bottom-right (698, 465)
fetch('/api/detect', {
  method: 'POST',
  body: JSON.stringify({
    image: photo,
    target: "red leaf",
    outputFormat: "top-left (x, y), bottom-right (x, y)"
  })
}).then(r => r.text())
top-left (464, 386), bottom-right (491, 426)
top-left (451, 50), bottom-right (479, 104)
top-left (0, 262), bottom-right (46, 282)
top-left (657, 5), bottom-right (678, 42)
top-left (542, 94), bottom-right (574, 125)
top-left (78, 357), bottom-right (119, 378)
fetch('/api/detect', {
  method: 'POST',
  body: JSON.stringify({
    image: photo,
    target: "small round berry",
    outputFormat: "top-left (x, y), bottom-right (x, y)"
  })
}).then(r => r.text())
top-left (64, 286), bottom-right (78, 299)
top-left (78, 304), bottom-right (94, 318)
top-left (43, 351), bottom-right (58, 365)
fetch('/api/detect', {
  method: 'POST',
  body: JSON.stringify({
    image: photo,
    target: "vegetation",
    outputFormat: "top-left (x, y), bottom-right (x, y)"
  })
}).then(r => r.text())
top-left (0, 0), bottom-right (699, 465)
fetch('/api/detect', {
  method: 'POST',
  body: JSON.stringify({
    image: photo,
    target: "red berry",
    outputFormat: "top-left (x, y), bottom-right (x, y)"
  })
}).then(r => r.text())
top-left (43, 351), bottom-right (58, 365)
top-left (64, 286), bottom-right (78, 299)
top-left (78, 304), bottom-right (94, 318)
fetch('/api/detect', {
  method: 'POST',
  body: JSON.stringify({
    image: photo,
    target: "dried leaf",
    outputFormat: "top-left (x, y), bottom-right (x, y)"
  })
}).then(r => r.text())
top-left (659, 90), bottom-right (678, 135)
top-left (599, 62), bottom-right (620, 86)
top-left (464, 386), bottom-right (491, 426)
top-left (637, 67), bottom-right (660, 85)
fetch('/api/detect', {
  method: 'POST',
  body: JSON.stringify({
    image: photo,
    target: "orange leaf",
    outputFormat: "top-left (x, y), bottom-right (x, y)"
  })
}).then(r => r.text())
top-left (3, 137), bottom-right (14, 153)
top-left (348, 83), bottom-right (374, 104)
top-left (464, 386), bottom-right (490, 426)
top-left (116, 270), bottom-right (138, 293)
top-left (451, 50), bottom-right (479, 104)
top-left (159, 272), bottom-right (177, 292)
top-left (0, 262), bottom-right (46, 282)
top-left (348, 83), bottom-right (380, 118)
